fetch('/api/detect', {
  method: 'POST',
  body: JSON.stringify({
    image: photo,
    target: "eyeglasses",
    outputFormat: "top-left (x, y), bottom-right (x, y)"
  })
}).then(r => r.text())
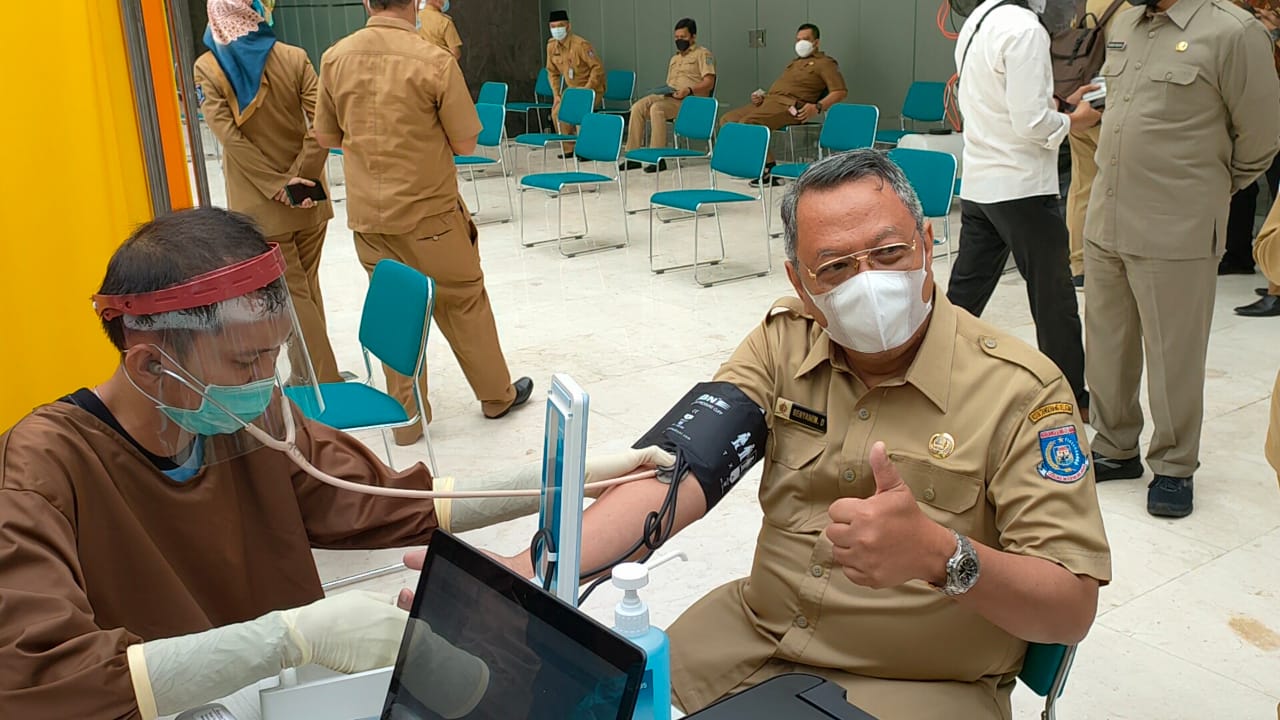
top-left (800, 231), bottom-right (921, 292)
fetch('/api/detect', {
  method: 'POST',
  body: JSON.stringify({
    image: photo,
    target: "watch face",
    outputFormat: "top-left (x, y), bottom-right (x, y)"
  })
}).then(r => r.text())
top-left (956, 555), bottom-right (980, 588)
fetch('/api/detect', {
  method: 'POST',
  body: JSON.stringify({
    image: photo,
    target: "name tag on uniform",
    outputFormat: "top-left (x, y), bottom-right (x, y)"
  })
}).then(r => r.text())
top-left (775, 398), bottom-right (827, 433)
top-left (568, 68), bottom-right (575, 80)
top-left (1107, 40), bottom-right (1126, 51)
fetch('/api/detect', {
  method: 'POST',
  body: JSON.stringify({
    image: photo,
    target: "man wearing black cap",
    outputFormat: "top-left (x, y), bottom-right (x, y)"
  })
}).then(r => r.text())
top-left (546, 9), bottom-right (604, 155)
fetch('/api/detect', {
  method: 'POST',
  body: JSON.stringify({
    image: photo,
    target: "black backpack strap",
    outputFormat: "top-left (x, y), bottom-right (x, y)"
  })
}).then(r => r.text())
top-left (959, 0), bottom-right (1031, 83)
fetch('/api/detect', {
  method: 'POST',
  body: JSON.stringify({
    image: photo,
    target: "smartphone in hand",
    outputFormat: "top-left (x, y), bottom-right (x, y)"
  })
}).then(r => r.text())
top-left (285, 180), bottom-right (327, 206)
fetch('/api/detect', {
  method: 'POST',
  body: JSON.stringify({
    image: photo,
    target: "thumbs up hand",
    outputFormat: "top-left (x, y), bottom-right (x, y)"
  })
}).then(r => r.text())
top-left (825, 442), bottom-right (954, 590)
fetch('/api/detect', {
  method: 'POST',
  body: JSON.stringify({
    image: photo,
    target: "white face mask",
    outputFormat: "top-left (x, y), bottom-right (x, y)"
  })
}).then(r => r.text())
top-left (795, 40), bottom-right (815, 58)
top-left (551, 26), bottom-right (568, 41)
top-left (807, 267), bottom-right (933, 354)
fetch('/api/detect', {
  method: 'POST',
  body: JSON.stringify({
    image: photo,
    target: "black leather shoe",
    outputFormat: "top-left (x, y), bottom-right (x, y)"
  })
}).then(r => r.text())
top-left (486, 377), bottom-right (535, 419)
top-left (1092, 452), bottom-right (1144, 481)
top-left (1071, 274), bottom-right (1084, 290)
top-left (642, 160), bottom-right (668, 173)
top-left (1147, 475), bottom-right (1193, 518)
top-left (619, 160), bottom-right (643, 171)
top-left (1256, 287), bottom-right (1270, 297)
top-left (1217, 261), bottom-right (1255, 276)
top-left (1234, 295), bottom-right (1280, 317)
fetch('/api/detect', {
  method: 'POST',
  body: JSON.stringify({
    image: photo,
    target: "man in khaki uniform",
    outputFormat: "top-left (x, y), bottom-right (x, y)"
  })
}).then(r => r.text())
top-left (1084, 0), bottom-right (1280, 517)
top-left (315, 0), bottom-right (532, 441)
top-left (1253, 193), bottom-right (1280, 480)
top-left (720, 24), bottom-right (847, 176)
top-left (417, 0), bottom-right (461, 60)
top-left (195, 1), bottom-right (341, 385)
top-left (546, 9), bottom-right (604, 155)
top-left (622, 17), bottom-right (716, 158)
top-left (489, 151), bottom-right (1111, 719)
top-left (1065, 0), bottom-right (1128, 285)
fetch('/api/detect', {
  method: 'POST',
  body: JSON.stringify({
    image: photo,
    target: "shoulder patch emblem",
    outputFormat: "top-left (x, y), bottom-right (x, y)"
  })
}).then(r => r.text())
top-left (1029, 402), bottom-right (1073, 423)
top-left (195, 83), bottom-right (205, 105)
top-left (1036, 426), bottom-right (1088, 484)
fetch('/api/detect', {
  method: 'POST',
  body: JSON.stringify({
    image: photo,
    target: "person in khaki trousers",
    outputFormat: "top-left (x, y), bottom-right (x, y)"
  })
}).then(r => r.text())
top-left (621, 17), bottom-right (716, 163)
top-left (1064, 0), bottom-right (1127, 286)
top-left (195, 0), bottom-right (341, 384)
top-left (315, 0), bottom-right (532, 445)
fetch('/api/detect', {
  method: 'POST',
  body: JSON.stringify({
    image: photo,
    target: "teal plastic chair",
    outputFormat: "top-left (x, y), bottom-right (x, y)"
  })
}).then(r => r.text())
top-left (514, 87), bottom-right (596, 171)
top-left (518, 113), bottom-right (629, 257)
top-left (455, 103), bottom-right (514, 224)
top-left (507, 68), bottom-right (555, 133)
top-left (876, 81), bottom-right (948, 146)
top-left (888, 147), bottom-right (958, 264)
top-left (477, 81), bottom-right (508, 107)
top-left (768, 103), bottom-right (881, 236)
top-left (599, 69), bottom-right (637, 115)
top-left (623, 96), bottom-right (719, 214)
top-left (284, 259), bottom-right (438, 473)
top-left (648, 122), bottom-right (771, 286)
top-left (1020, 643), bottom-right (1077, 720)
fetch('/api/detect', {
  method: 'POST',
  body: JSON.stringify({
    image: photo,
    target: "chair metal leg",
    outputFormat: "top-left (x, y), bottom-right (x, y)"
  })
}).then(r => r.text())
top-left (379, 429), bottom-right (395, 469)
top-left (692, 200), bottom-right (772, 287)
top-left (468, 167), bottom-right (481, 216)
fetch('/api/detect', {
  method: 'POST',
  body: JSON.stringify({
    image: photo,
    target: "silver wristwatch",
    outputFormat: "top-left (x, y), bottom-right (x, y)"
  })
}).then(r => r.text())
top-left (941, 530), bottom-right (980, 597)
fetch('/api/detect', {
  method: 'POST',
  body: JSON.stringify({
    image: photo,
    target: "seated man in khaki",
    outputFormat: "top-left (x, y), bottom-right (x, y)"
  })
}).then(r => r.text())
top-left (621, 17), bottom-right (716, 172)
top-left (408, 150), bottom-right (1112, 719)
top-left (720, 22), bottom-right (847, 184)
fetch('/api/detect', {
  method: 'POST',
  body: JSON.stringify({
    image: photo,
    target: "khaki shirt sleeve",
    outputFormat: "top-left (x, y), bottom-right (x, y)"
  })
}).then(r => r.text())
top-left (546, 43), bottom-right (562, 97)
top-left (987, 378), bottom-right (1112, 583)
top-left (291, 412), bottom-right (437, 549)
top-left (699, 49), bottom-right (716, 78)
top-left (289, 56), bottom-right (328, 180)
top-left (1221, 19), bottom-right (1280, 190)
top-left (820, 58), bottom-right (847, 95)
top-left (445, 18), bottom-right (462, 50)
top-left (436, 60), bottom-right (483, 147)
top-left (581, 40), bottom-right (605, 90)
top-left (711, 310), bottom-right (783, 426)
top-left (195, 60), bottom-right (289, 199)
top-left (313, 52), bottom-right (342, 143)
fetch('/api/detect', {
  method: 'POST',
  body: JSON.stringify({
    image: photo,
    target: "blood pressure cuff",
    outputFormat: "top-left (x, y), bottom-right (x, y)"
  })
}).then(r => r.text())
top-left (631, 382), bottom-right (767, 511)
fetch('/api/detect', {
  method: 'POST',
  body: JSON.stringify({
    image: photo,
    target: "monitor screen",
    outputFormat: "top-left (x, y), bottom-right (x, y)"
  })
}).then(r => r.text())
top-left (381, 533), bottom-right (645, 720)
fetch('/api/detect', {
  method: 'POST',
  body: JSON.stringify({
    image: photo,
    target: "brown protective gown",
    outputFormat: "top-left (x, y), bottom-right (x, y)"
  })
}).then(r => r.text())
top-left (0, 400), bottom-right (437, 720)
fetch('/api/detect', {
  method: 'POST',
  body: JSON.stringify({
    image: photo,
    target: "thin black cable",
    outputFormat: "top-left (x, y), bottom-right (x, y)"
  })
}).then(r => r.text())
top-left (529, 526), bottom-right (556, 593)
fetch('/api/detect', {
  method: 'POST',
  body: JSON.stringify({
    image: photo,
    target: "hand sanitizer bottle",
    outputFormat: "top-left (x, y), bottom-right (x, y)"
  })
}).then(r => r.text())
top-left (612, 558), bottom-right (676, 720)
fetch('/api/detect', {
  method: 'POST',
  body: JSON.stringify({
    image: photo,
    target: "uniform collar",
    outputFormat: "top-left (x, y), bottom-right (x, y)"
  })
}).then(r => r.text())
top-left (422, 4), bottom-right (442, 13)
top-left (1156, 0), bottom-right (1209, 29)
top-left (367, 16), bottom-right (416, 32)
top-left (794, 289), bottom-right (955, 412)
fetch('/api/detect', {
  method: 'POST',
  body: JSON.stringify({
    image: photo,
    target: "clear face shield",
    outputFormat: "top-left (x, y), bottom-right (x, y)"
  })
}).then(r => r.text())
top-left (1028, 0), bottom-right (1083, 34)
top-left (93, 244), bottom-right (323, 466)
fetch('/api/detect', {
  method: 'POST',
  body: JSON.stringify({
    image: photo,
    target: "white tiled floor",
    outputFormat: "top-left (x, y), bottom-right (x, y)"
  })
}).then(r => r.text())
top-left (204, 148), bottom-right (1280, 719)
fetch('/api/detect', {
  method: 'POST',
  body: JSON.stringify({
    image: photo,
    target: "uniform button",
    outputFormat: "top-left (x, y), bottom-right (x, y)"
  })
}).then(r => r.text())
top-left (1165, 72), bottom-right (1172, 80)
top-left (842, 468), bottom-right (856, 482)
top-left (1148, 31), bottom-right (1156, 38)
top-left (795, 616), bottom-right (809, 629)
top-left (1136, 61), bottom-right (1143, 69)
top-left (923, 488), bottom-right (937, 502)
top-left (1123, 94), bottom-right (1131, 102)
top-left (1106, 189), bottom-right (1115, 197)
top-left (982, 337), bottom-right (998, 349)
top-left (857, 408), bottom-right (871, 421)
top-left (810, 565), bottom-right (825, 577)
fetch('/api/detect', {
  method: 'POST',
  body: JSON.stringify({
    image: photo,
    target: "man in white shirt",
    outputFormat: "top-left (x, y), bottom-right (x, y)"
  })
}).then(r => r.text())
top-left (946, 0), bottom-right (1100, 413)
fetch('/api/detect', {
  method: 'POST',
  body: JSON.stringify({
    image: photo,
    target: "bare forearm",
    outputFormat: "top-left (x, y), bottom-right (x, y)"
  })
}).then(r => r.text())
top-left (820, 90), bottom-right (847, 110)
top-left (692, 75), bottom-right (716, 97)
top-left (951, 541), bottom-right (1099, 644)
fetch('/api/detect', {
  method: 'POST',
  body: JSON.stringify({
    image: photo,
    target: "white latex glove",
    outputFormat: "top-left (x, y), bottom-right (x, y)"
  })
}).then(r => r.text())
top-left (128, 591), bottom-right (405, 720)
top-left (435, 446), bottom-right (676, 533)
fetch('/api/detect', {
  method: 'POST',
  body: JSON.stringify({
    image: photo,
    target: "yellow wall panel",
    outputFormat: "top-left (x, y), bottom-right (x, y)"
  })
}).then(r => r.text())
top-left (0, 3), bottom-right (155, 429)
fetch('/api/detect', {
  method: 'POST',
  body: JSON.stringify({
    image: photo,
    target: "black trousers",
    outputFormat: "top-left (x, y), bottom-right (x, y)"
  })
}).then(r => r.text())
top-left (1223, 155), bottom-right (1280, 269)
top-left (947, 195), bottom-right (1087, 404)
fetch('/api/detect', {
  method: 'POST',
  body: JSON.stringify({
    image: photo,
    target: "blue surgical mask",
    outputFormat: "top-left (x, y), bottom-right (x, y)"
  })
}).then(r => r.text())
top-left (159, 376), bottom-right (276, 436)
top-left (442, 0), bottom-right (450, 12)
top-left (162, 440), bottom-right (206, 483)
top-left (551, 27), bottom-right (568, 41)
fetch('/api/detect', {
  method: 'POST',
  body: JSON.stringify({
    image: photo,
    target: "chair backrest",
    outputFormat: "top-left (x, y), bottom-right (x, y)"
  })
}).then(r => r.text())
top-left (902, 81), bottom-right (948, 123)
top-left (673, 96), bottom-right (718, 142)
top-left (534, 68), bottom-right (554, 100)
top-left (819, 103), bottom-right (879, 154)
top-left (574, 113), bottom-right (624, 163)
top-left (711, 122), bottom-right (769, 181)
top-left (477, 81), bottom-right (508, 107)
top-left (558, 87), bottom-right (596, 127)
top-left (603, 69), bottom-right (636, 104)
top-left (1019, 643), bottom-right (1077, 700)
top-left (888, 147), bottom-right (957, 219)
top-left (359, 260), bottom-right (436, 379)
top-left (474, 102), bottom-right (505, 149)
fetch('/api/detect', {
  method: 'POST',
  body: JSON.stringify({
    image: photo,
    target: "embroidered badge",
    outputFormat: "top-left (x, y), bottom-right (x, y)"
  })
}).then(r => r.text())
top-left (774, 398), bottom-right (827, 433)
top-left (1028, 402), bottom-right (1073, 423)
top-left (928, 432), bottom-right (955, 459)
top-left (1037, 426), bottom-right (1089, 484)
top-left (195, 83), bottom-right (205, 105)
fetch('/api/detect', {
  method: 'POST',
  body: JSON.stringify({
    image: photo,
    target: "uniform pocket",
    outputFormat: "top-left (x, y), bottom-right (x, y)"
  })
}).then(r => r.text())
top-left (890, 452), bottom-right (985, 536)
top-left (1099, 56), bottom-right (1127, 78)
top-left (761, 424), bottom-right (826, 530)
top-left (1148, 63), bottom-right (1198, 86)
top-left (416, 209), bottom-right (458, 242)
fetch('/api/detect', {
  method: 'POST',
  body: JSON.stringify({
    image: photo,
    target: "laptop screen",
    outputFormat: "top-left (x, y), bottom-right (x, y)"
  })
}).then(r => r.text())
top-left (380, 532), bottom-right (645, 720)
